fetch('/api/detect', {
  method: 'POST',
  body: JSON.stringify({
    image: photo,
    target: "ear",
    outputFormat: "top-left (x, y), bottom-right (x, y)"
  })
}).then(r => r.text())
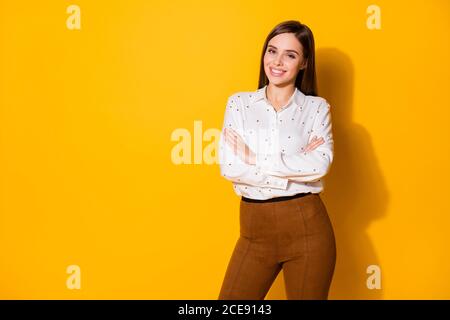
top-left (299, 59), bottom-right (307, 70)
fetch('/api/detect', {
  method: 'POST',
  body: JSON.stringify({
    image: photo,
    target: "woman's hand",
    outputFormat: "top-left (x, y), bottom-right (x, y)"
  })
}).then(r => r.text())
top-left (224, 128), bottom-right (256, 165)
top-left (303, 135), bottom-right (325, 153)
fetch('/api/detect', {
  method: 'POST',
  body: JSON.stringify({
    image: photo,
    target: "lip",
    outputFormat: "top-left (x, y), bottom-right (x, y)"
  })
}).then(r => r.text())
top-left (269, 67), bottom-right (286, 77)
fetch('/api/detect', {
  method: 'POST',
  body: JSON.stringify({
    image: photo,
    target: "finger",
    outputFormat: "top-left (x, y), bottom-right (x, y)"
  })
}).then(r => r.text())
top-left (225, 128), bottom-right (236, 137)
top-left (312, 138), bottom-right (324, 146)
top-left (229, 137), bottom-right (244, 155)
top-left (307, 141), bottom-right (321, 150)
top-left (306, 139), bottom-right (325, 151)
top-left (232, 133), bottom-right (244, 145)
top-left (225, 130), bottom-right (237, 142)
top-left (315, 137), bottom-right (325, 145)
top-left (229, 128), bottom-right (244, 141)
top-left (227, 128), bottom-right (238, 137)
top-left (305, 138), bottom-right (317, 149)
top-left (225, 135), bottom-right (236, 150)
top-left (231, 132), bottom-right (246, 146)
top-left (304, 137), bottom-right (324, 152)
top-left (225, 136), bottom-right (235, 148)
top-left (229, 128), bottom-right (238, 136)
top-left (229, 128), bottom-right (240, 136)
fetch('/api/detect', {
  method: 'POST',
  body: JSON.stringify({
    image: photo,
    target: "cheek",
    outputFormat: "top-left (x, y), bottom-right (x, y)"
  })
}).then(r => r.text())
top-left (263, 53), bottom-right (274, 65)
top-left (286, 61), bottom-right (302, 73)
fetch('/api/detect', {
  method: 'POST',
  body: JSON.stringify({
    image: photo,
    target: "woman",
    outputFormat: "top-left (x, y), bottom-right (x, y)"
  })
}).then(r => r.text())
top-left (218, 20), bottom-right (336, 300)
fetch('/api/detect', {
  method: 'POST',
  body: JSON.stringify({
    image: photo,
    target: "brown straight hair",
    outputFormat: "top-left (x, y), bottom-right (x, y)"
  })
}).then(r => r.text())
top-left (258, 20), bottom-right (318, 96)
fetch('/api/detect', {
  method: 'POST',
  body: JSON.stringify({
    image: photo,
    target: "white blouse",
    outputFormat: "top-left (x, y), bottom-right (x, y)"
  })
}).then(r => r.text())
top-left (218, 84), bottom-right (334, 200)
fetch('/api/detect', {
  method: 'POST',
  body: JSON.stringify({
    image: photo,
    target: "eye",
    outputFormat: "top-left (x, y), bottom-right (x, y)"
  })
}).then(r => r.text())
top-left (289, 55), bottom-right (296, 59)
top-left (268, 48), bottom-right (275, 54)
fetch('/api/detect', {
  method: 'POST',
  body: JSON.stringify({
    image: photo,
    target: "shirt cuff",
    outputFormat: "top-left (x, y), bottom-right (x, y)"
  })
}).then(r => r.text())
top-left (263, 175), bottom-right (288, 190)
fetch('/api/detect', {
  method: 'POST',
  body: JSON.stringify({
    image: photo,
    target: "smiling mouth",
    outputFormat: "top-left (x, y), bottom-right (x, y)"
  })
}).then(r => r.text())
top-left (270, 67), bottom-right (286, 76)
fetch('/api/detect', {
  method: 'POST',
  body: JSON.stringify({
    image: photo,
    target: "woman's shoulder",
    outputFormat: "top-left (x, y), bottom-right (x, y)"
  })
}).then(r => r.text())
top-left (223, 89), bottom-right (258, 110)
top-left (304, 94), bottom-right (329, 107)
top-left (226, 89), bottom-right (257, 101)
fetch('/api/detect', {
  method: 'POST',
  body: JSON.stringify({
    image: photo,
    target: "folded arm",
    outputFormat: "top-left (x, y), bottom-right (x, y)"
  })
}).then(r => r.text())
top-left (257, 99), bottom-right (334, 183)
top-left (219, 95), bottom-right (289, 190)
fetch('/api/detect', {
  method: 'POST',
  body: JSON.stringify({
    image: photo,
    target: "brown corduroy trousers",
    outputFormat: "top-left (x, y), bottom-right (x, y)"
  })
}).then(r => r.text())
top-left (218, 192), bottom-right (336, 300)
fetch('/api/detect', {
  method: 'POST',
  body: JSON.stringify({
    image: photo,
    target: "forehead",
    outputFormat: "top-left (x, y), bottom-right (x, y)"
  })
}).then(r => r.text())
top-left (268, 33), bottom-right (302, 53)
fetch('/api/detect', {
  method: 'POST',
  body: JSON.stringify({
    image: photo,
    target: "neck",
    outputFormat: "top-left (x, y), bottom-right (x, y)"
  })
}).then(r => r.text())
top-left (266, 82), bottom-right (296, 104)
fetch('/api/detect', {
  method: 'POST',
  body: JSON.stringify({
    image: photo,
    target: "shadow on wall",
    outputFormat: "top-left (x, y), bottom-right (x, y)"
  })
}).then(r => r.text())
top-left (266, 47), bottom-right (390, 300)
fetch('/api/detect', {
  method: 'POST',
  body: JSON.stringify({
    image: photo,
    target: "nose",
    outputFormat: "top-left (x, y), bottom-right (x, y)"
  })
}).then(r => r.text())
top-left (274, 54), bottom-right (283, 66)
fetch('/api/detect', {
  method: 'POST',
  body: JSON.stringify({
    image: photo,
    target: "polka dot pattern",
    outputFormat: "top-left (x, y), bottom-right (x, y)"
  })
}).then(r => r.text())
top-left (218, 85), bottom-right (334, 200)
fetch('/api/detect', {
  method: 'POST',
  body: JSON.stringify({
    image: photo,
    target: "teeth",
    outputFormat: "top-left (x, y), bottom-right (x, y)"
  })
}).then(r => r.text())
top-left (271, 68), bottom-right (285, 74)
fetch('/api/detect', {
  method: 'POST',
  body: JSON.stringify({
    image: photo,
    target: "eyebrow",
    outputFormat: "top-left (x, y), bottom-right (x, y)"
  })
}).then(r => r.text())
top-left (267, 45), bottom-right (299, 55)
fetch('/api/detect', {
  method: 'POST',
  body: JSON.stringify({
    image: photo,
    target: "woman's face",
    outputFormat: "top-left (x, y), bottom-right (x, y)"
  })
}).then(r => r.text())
top-left (263, 33), bottom-right (306, 86)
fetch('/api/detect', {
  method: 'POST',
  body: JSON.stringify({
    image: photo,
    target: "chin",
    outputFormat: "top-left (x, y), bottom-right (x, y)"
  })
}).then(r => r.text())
top-left (267, 77), bottom-right (292, 86)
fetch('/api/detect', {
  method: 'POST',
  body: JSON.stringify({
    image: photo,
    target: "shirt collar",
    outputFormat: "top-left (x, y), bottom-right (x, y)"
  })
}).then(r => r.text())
top-left (248, 84), bottom-right (306, 108)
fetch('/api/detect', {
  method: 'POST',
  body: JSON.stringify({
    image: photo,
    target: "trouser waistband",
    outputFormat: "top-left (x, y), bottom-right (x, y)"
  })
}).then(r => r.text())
top-left (241, 192), bottom-right (312, 203)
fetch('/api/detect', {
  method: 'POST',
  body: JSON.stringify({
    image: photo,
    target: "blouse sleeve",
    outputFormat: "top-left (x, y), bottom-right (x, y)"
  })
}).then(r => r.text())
top-left (256, 99), bottom-right (334, 183)
top-left (219, 95), bottom-right (289, 190)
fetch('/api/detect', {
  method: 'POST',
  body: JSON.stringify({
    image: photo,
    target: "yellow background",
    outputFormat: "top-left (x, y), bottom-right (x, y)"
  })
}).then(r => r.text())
top-left (1, 0), bottom-right (449, 299)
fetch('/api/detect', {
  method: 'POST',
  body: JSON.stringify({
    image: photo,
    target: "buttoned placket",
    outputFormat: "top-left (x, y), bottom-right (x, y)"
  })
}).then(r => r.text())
top-left (257, 94), bottom-right (295, 173)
